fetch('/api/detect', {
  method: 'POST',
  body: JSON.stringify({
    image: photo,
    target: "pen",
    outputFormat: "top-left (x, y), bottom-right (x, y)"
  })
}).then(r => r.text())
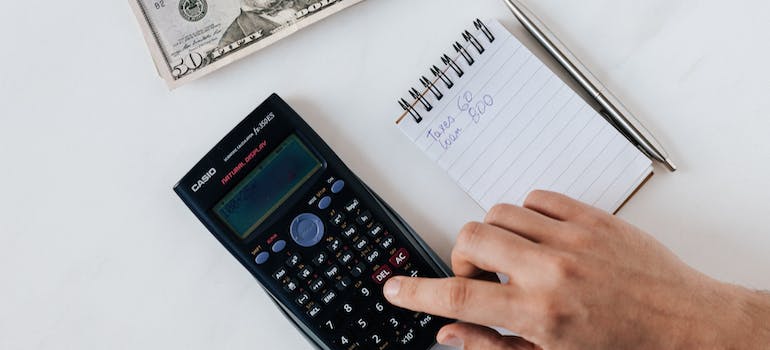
top-left (503, 0), bottom-right (677, 172)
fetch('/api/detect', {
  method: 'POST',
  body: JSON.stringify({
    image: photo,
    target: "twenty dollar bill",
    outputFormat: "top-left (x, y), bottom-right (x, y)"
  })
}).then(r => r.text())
top-left (130, 0), bottom-right (362, 88)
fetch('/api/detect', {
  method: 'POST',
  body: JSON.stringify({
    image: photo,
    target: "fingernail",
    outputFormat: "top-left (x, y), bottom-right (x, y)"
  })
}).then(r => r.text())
top-left (439, 335), bottom-right (464, 348)
top-left (383, 277), bottom-right (401, 298)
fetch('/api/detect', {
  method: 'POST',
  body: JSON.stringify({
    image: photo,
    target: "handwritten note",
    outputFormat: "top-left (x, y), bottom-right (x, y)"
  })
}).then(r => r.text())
top-left (397, 20), bottom-right (652, 213)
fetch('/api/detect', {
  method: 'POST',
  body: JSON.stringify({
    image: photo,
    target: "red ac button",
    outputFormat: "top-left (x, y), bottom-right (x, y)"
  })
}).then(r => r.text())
top-left (389, 248), bottom-right (410, 268)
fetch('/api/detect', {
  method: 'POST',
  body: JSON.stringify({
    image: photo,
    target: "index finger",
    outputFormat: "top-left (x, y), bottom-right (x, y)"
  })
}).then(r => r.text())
top-left (383, 276), bottom-right (525, 330)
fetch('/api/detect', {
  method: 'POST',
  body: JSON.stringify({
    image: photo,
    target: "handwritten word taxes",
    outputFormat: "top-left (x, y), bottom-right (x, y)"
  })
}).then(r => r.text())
top-left (426, 91), bottom-right (495, 150)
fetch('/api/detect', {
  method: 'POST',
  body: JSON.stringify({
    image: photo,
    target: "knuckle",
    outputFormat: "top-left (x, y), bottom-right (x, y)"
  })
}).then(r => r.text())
top-left (485, 204), bottom-right (512, 223)
top-left (443, 279), bottom-right (472, 313)
top-left (449, 250), bottom-right (471, 275)
top-left (546, 253), bottom-right (580, 281)
top-left (449, 248), bottom-right (462, 267)
top-left (524, 190), bottom-right (554, 207)
top-left (577, 210), bottom-right (613, 231)
top-left (567, 228), bottom-right (595, 248)
top-left (457, 222), bottom-right (483, 251)
top-left (535, 297), bottom-right (571, 336)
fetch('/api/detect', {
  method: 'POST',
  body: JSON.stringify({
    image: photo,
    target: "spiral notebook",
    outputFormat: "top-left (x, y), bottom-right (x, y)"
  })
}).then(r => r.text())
top-left (395, 19), bottom-right (653, 213)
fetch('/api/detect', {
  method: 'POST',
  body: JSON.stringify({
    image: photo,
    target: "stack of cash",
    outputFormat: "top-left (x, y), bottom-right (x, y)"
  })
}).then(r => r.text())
top-left (130, 0), bottom-right (363, 88)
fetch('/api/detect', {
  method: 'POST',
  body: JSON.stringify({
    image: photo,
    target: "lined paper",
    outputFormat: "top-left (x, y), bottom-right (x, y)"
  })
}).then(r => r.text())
top-left (397, 20), bottom-right (652, 213)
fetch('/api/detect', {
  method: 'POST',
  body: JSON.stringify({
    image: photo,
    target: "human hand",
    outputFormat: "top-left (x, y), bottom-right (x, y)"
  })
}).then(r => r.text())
top-left (383, 191), bottom-right (770, 349)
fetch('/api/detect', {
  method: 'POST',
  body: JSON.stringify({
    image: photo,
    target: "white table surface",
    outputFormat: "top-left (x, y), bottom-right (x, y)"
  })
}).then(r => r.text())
top-left (2, 0), bottom-right (769, 349)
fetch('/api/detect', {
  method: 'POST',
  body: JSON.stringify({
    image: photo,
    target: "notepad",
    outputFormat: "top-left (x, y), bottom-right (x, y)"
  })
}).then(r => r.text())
top-left (395, 19), bottom-right (652, 213)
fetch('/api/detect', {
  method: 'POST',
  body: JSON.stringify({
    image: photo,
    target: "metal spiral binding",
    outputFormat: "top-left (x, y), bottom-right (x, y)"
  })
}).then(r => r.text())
top-left (409, 87), bottom-right (433, 112)
top-left (442, 54), bottom-right (465, 78)
top-left (474, 19), bottom-right (495, 42)
top-left (453, 42), bottom-right (474, 66)
top-left (420, 76), bottom-right (444, 100)
top-left (399, 98), bottom-right (422, 123)
top-left (463, 30), bottom-right (485, 54)
top-left (398, 19), bottom-right (495, 124)
top-left (430, 65), bottom-right (454, 89)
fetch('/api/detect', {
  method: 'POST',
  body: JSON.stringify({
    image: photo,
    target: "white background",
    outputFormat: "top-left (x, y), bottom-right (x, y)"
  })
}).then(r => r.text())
top-left (1, 0), bottom-right (769, 349)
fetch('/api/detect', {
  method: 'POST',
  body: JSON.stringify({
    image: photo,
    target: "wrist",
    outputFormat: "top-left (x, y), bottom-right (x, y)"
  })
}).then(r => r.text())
top-left (699, 282), bottom-right (770, 349)
top-left (732, 287), bottom-right (770, 349)
top-left (669, 279), bottom-right (770, 349)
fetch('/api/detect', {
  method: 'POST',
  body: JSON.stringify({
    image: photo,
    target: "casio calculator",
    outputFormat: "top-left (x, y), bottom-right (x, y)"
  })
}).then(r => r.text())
top-left (174, 94), bottom-right (453, 350)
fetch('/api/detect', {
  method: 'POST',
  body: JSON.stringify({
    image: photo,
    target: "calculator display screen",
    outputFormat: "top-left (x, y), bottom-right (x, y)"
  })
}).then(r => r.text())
top-left (214, 134), bottom-right (322, 239)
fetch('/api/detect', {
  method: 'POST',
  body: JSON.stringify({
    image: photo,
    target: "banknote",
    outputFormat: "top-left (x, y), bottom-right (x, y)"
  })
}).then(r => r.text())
top-left (130, 0), bottom-right (363, 88)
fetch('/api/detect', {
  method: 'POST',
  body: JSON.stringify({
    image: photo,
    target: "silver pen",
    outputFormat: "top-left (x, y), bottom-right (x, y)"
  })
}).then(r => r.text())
top-left (503, 0), bottom-right (677, 171)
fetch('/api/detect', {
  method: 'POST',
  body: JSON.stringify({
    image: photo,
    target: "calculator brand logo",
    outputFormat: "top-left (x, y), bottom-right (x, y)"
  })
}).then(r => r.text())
top-left (191, 168), bottom-right (217, 193)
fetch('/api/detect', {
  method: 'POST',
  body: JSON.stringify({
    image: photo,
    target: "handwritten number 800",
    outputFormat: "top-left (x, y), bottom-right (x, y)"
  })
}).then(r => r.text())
top-left (457, 91), bottom-right (494, 123)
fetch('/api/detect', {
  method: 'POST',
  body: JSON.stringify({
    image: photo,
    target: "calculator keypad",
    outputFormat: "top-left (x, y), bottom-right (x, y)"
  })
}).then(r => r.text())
top-left (257, 174), bottom-right (450, 350)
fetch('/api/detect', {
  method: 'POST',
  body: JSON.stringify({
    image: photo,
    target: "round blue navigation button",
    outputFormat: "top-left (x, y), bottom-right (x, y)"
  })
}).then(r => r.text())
top-left (272, 240), bottom-right (287, 253)
top-left (331, 180), bottom-right (345, 194)
top-left (255, 252), bottom-right (270, 265)
top-left (290, 213), bottom-right (325, 248)
top-left (318, 196), bottom-right (332, 210)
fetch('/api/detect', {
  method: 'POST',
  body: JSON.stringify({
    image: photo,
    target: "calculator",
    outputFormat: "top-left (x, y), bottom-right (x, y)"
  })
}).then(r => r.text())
top-left (174, 94), bottom-right (453, 350)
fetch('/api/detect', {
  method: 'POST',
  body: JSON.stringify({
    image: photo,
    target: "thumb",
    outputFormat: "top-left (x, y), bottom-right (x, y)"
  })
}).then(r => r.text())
top-left (437, 323), bottom-right (538, 350)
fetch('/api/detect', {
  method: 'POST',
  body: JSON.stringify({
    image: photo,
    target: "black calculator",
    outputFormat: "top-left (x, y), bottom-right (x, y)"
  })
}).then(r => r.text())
top-left (174, 94), bottom-right (453, 350)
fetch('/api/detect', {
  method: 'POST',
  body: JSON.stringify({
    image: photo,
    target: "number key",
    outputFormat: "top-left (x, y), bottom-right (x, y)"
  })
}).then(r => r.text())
top-left (384, 316), bottom-right (400, 330)
top-left (335, 333), bottom-right (355, 348)
top-left (351, 316), bottom-right (369, 331)
top-left (321, 318), bottom-right (337, 332)
top-left (341, 302), bottom-right (355, 315)
top-left (372, 301), bottom-right (387, 314)
top-left (358, 285), bottom-right (373, 299)
top-left (367, 331), bottom-right (387, 347)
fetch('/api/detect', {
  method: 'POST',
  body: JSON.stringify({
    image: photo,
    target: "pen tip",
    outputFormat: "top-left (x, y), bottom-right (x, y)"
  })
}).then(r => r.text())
top-left (664, 158), bottom-right (677, 172)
